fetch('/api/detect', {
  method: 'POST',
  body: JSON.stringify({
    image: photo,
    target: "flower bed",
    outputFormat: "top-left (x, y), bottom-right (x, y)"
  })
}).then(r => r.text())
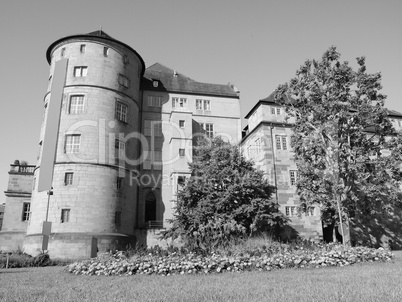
top-left (66, 244), bottom-right (394, 276)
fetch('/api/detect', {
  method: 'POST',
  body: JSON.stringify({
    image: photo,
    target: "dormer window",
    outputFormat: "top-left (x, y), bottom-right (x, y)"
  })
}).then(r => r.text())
top-left (271, 107), bottom-right (281, 115)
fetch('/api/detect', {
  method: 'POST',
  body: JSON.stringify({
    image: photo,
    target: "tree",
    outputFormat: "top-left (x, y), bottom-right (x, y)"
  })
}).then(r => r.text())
top-left (162, 137), bottom-right (287, 250)
top-left (274, 46), bottom-right (402, 241)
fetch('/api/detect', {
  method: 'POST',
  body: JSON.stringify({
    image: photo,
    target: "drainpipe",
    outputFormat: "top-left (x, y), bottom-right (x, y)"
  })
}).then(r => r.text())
top-left (270, 124), bottom-right (279, 204)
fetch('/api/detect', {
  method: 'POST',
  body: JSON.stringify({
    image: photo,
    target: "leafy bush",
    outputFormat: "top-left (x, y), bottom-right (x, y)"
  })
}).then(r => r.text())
top-left (66, 243), bottom-right (394, 276)
top-left (0, 251), bottom-right (70, 268)
top-left (162, 137), bottom-right (288, 251)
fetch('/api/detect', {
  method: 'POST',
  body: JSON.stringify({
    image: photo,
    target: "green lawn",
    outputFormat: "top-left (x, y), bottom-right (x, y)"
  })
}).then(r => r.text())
top-left (1, 251), bottom-right (401, 302)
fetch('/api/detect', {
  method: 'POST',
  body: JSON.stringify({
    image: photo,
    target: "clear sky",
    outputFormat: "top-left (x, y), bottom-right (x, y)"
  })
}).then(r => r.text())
top-left (1, 0), bottom-right (401, 205)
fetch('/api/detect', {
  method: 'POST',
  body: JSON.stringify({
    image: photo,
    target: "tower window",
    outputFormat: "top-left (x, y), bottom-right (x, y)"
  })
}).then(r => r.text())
top-left (74, 66), bottom-right (88, 77)
top-left (103, 47), bottom-right (109, 57)
top-left (61, 209), bottom-right (70, 223)
top-left (117, 177), bottom-right (124, 190)
top-left (179, 148), bottom-right (185, 157)
top-left (61, 47), bottom-right (65, 57)
top-left (123, 55), bottom-right (129, 64)
top-left (116, 101), bottom-right (128, 123)
top-left (115, 139), bottom-right (126, 165)
top-left (118, 74), bottom-right (129, 88)
top-left (22, 202), bottom-right (31, 221)
top-left (69, 95), bottom-right (85, 114)
top-left (65, 135), bottom-right (81, 153)
top-left (80, 44), bottom-right (86, 53)
top-left (179, 120), bottom-right (185, 128)
top-left (115, 211), bottom-right (122, 226)
top-left (64, 172), bottom-right (74, 186)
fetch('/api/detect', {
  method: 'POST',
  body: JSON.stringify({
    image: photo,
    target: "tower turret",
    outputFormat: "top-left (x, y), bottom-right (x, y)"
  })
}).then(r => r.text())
top-left (24, 30), bottom-right (145, 258)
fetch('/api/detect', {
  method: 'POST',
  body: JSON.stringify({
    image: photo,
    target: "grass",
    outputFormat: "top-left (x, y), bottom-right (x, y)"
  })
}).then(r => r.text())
top-left (0, 251), bottom-right (401, 302)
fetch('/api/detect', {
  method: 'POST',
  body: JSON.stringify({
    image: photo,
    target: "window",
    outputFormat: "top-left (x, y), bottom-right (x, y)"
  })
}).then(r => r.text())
top-left (205, 123), bottom-right (214, 138)
top-left (115, 211), bottom-right (122, 226)
top-left (69, 95), bottom-right (85, 114)
top-left (178, 176), bottom-right (186, 187)
top-left (179, 120), bottom-right (185, 128)
top-left (80, 44), bottom-right (86, 53)
top-left (154, 150), bottom-right (162, 162)
top-left (289, 170), bottom-right (298, 186)
top-left (118, 74), bottom-right (129, 87)
top-left (116, 102), bottom-right (128, 122)
top-left (154, 122), bottom-right (162, 137)
top-left (285, 206), bottom-right (297, 217)
top-left (61, 209), bottom-right (70, 223)
top-left (255, 138), bottom-right (261, 155)
top-left (271, 107), bottom-right (281, 115)
top-left (61, 47), bottom-right (65, 57)
top-left (123, 55), bottom-right (129, 64)
top-left (196, 99), bottom-right (203, 110)
top-left (275, 135), bottom-right (287, 150)
top-left (117, 177), bottom-right (123, 189)
top-left (22, 202), bottom-right (30, 221)
top-left (115, 139), bottom-right (126, 165)
top-left (179, 148), bottom-right (185, 157)
top-left (148, 96), bottom-right (163, 107)
top-left (306, 207), bottom-right (315, 216)
top-left (74, 66), bottom-right (87, 77)
top-left (104, 47), bottom-right (109, 56)
top-left (64, 172), bottom-right (73, 186)
top-left (172, 97), bottom-right (187, 108)
top-left (199, 123), bottom-right (214, 138)
top-left (196, 99), bottom-right (211, 111)
top-left (65, 135), bottom-right (81, 153)
top-left (204, 100), bottom-right (211, 111)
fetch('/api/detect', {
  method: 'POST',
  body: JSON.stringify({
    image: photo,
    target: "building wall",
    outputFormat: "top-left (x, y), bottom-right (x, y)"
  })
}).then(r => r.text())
top-left (0, 164), bottom-right (34, 251)
top-left (138, 89), bottom-right (242, 244)
top-left (242, 105), bottom-right (322, 241)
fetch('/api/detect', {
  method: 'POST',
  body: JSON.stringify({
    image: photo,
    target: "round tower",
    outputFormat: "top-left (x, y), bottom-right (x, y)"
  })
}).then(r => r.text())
top-left (24, 31), bottom-right (145, 259)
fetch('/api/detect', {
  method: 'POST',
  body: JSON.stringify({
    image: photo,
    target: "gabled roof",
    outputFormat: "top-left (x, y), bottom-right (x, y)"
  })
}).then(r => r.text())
top-left (244, 91), bottom-right (286, 118)
top-left (245, 91), bottom-right (402, 119)
top-left (141, 63), bottom-right (239, 98)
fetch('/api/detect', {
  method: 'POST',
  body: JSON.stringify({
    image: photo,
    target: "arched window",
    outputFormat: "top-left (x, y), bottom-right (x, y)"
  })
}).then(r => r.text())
top-left (145, 192), bottom-right (157, 222)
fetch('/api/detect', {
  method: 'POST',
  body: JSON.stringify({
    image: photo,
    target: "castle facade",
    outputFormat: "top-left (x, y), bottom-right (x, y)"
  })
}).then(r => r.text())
top-left (1, 30), bottom-right (401, 258)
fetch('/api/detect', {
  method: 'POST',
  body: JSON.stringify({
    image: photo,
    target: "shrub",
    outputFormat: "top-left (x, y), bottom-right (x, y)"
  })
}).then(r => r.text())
top-left (0, 251), bottom-right (70, 268)
top-left (66, 242), bottom-right (394, 277)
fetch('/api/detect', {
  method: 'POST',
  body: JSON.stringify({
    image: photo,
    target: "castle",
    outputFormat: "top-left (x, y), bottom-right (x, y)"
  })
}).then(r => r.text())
top-left (1, 30), bottom-right (401, 258)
